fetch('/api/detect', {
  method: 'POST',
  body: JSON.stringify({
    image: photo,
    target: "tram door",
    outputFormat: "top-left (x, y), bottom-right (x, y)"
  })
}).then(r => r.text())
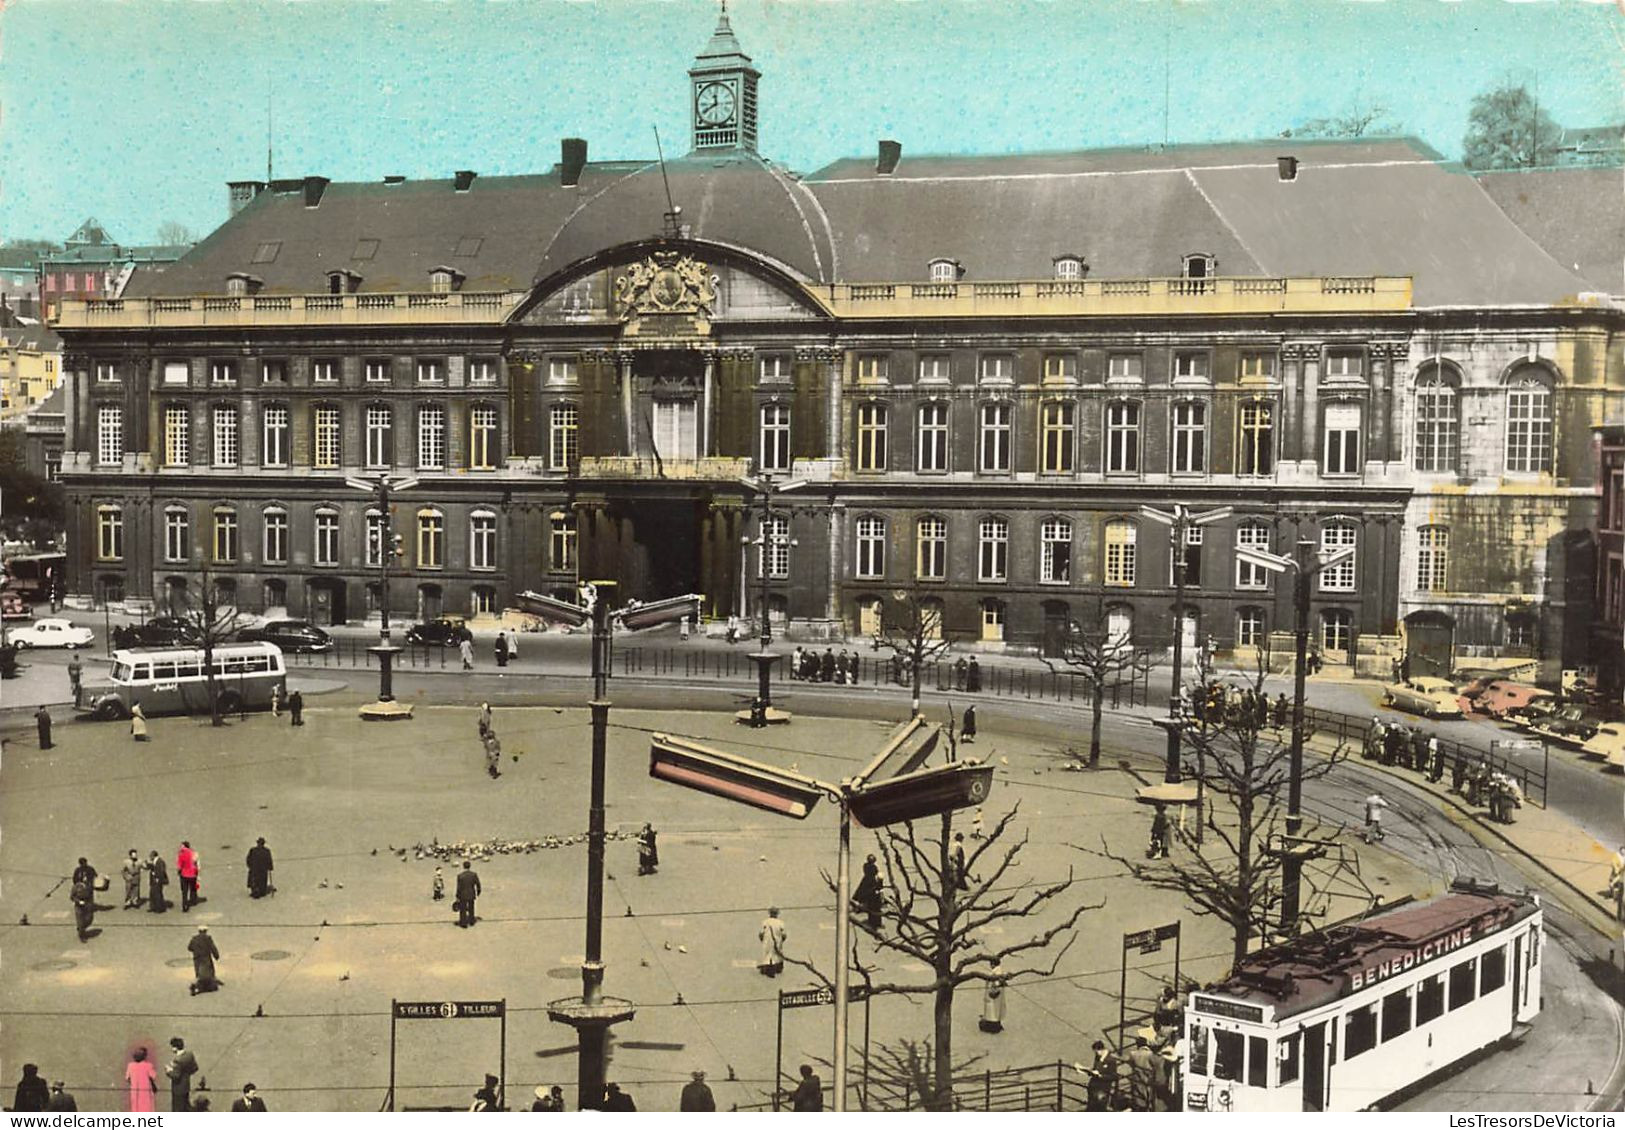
top-left (1511, 935), bottom-right (1524, 1021)
top-left (1302, 1022), bottom-right (1327, 1112)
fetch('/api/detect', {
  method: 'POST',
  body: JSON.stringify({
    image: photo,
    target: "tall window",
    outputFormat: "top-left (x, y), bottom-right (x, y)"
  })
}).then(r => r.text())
top-left (417, 405), bottom-right (446, 469)
top-left (365, 406), bottom-right (393, 469)
top-left (314, 406), bottom-right (341, 469)
top-left (212, 507), bottom-right (238, 563)
top-left (262, 405), bottom-right (289, 468)
top-left (470, 511), bottom-right (497, 571)
top-left (856, 403), bottom-right (888, 471)
top-left (856, 516), bottom-right (886, 579)
top-left (1321, 608), bottom-right (1353, 653)
top-left (364, 510), bottom-right (386, 568)
top-left (549, 513), bottom-right (577, 573)
top-left (1040, 402), bottom-right (1075, 473)
top-left (1040, 518), bottom-right (1072, 584)
top-left (164, 507), bottom-right (190, 563)
top-left (978, 517), bottom-right (1008, 583)
top-left (1105, 401), bottom-right (1140, 474)
top-left (1236, 521), bottom-right (1272, 589)
top-left (979, 402), bottom-right (1012, 473)
top-left (916, 516), bottom-right (947, 581)
top-left (916, 403), bottom-right (948, 472)
top-left (1237, 401), bottom-right (1274, 475)
top-left (1236, 607), bottom-right (1266, 647)
top-left (759, 515), bottom-right (790, 579)
top-left (470, 406), bottom-right (498, 470)
top-left (549, 404), bottom-right (579, 470)
top-left (1104, 520), bottom-right (1137, 586)
top-left (163, 405), bottom-right (190, 466)
top-left (263, 508), bottom-right (289, 565)
top-left (1417, 526), bottom-right (1449, 592)
top-left (417, 509), bottom-right (444, 569)
top-left (1171, 401), bottom-right (1206, 474)
top-left (97, 405), bottom-right (123, 465)
top-left (1506, 375), bottom-right (1553, 473)
top-left (760, 403), bottom-right (791, 473)
top-left (212, 405), bottom-right (238, 467)
top-left (1323, 404), bottom-right (1361, 475)
top-left (1414, 369), bottom-right (1459, 472)
top-left (918, 354), bottom-right (951, 383)
top-left (97, 505), bottom-right (123, 560)
top-left (314, 508), bottom-right (340, 567)
top-left (1320, 523), bottom-right (1358, 592)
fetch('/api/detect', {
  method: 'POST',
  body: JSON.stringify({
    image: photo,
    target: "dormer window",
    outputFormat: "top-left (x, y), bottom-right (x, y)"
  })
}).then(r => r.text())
top-left (428, 266), bottom-right (466, 294)
top-left (224, 273), bottom-right (263, 297)
top-left (1182, 253), bottom-right (1216, 280)
top-left (326, 269), bottom-right (362, 295)
top-left (1053, 256), bottom-right (1087, 281)
top-left (928, 258), bottom-right (962, 284)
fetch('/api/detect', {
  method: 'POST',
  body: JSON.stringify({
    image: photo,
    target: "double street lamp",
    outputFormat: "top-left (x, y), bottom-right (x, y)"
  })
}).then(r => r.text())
top-left (739, 472), bottom-right (806, 727)
top-left (346, 472), bottom-right (418, 721)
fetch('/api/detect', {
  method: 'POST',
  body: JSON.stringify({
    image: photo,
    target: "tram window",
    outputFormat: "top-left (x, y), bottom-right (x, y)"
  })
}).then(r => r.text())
top-left (1528, 928), bottom-right (1539, 967)
top-left (1448, 957), bottom-right (1477, 1010)
top-left (113, 662), bottom-right (133, 681)
top-left (1381, 988), bottom-right (1412, 1041)
top-left (1344, 1006), bottom-right (1377, 1058)
top-left (1247, 1036), bottom-right (1267, 1087)
top-left (1278, 1034), bottom-right (1300, 1084)
top-left (1213, 1029), bottom-right (1244, 1082)
top-left (1480, 945), bottom-right (1507, 994)
top-left (1416, 975), bottom-right (1445, 1024)
top-left (1190, 1025), bottom-right (1209, 1075)
top-left (150, 662), bottom-right (176, 680)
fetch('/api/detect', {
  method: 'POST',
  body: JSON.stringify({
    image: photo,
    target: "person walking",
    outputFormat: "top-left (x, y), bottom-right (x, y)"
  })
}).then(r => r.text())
top-left (494, 632), bottom-right (510, 668)
top-left (679, 1070), bottom-right (715, 1112)
top-left (71, 873), bottom-right (95, 942)
top-left (125, 1048), bottom-right (158, 1114)
top-left (790, 646), bottom-right (804, 680)
top-left (478, 701), bottom-right (493, 738)
top-left (146, 851), bottom-right (169, 913)
top-left (966, 655), bottom-right (982, 693)
top-left (1148, 803), bottom-right (1171, 859)
top-left (245, 838), bottom-right (274, 899)
top-left (1607, 844), bottom-right (1625, 922)
top-left (187, 927), bottom-right (220, 995)
top-left (288, 690), bottom-right (304, 726)
top-left (459, 636), bottom-right (475, 671)
top-left (789, 1064), bottom-right (823, 1112)
top-left (455, 860), bottom-right (481, 927)
top-left (979, 960), bottom-right (1007, 1033)
top-left (176, 842), bottom-right (200, 911)
top-left (46, 1080), bottom-right (77, 1112)
top-left (951, 832), bottom-right (969, 890)
top-left (1362, 792), bottom-right (1390, 844)
top-left (35, 705), bottom-right (52, 750)
top-left (852, 853), bottom-right (883, 931)
top-left (482, 731), bottom-right (503, 779)
top-left (637, 823), bottom-right (659, 875)
top-left (1083, 1041), bottom-right (1118, 1112)
top-left (12, 1064), bottom-right (50, 1111)
top-left (269, 685), bottom-right (281, 718)
top-left (1427, 735), bottom-right (1445, 783)
top-left (68, 652), bottom-right (83, 706)
top-left (1126, 1036), bottom-right (1158, 1112)
top-left (165, 1037), bottom-right (198, 1111)
top-left (432, 867), bottom-right (445, 902)
top-left (130, 702), bottom-right (149, 742)
top-left (601, 1083), bottom-right (634, 1112)
top-left (961, 704), bottom-right (977, 744)
top-left (72, 855), bottom-right (98, 890)
top-left (758, 907), bottom-right (787, 976)
top-left (231, 1083), bottom-right (268, 1112)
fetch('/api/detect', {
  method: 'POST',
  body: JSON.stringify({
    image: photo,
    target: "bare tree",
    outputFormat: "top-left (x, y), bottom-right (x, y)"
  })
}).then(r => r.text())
top-left (1282, 103), bottom-right (1398, 140)
top-left (155, 221), bottom-right (196, 246)
top-left (170, 561), bottom-right (250, 726)
top-left (1044, 601), bottom-right (1151, 768)
top-left (871, 590), bottom-right (951, 715)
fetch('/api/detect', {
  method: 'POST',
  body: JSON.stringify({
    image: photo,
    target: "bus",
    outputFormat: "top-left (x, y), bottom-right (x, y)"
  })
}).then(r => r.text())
top-left (78, 642), bottom-right (287, 720)
top-left (1181, 879), bottom-right (1542, 1113)
top-left (1, 552), bottom-right (65, 604)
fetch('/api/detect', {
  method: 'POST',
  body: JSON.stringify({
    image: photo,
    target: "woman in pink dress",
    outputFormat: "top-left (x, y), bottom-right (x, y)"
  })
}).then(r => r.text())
top-left (125, 1047), bottom-right (157, 1113)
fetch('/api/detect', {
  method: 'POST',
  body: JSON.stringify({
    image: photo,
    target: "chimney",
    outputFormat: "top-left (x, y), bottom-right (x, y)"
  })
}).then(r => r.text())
top-left (561, 138), bottom-right (588, 187)
top-left (877, 139), bottom-right (902, 176)
top-left (383, 175), bottom-right (406, 186)
top-left (1277, 155), bottom-right (1299, 182)
top-left (302, 176), bottom-right (330, 208)
top-left (454, 170), bottom-right (477, 192)
top-left (227, 180), bottom-right (267, 216)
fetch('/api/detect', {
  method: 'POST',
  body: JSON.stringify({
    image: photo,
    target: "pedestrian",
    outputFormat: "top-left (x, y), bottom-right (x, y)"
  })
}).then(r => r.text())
top-left (71, 873), bottom-right (95, 941)
top-left (470, 1074), bottom-right (501, 1112)
top-left (72, 855), bottom-right (99, 890)
top-left (725, 616), bottom-right (740, 645)
top-left (961, 704), bottom-right (977, 744)
top-left (165, 1037), bottom-right (198, 1110)
top-left (966, 655), bottom-right (982, 693)
top-left (531, 1085), bottom-right (559, 1112)
top-left (637, 822), bottom-right (659, 876)
top-left (979, 960), bottom-right (1007, 1033)
top-left (482, 731), bottom-right (502, 779)
top-left (46, 1080), bottom-right (77, 1112)
top-left (1362, 792), bottom-right (1389, 844)
top-left (460, 636), bottom-right (475, 671)
top-left (507, 632), bottom-right (518, 662)
top-left (846, 650), bottom-right (860, 685)
top-left (1411, 728), bottom-right (1429, 773)
top-left (12, 1063), bottom-right (50, 1111)
top-left (852, 853), bottom-right (883, 931)
top-left (176, 842), bottom-right (200, 911)
top-left (432, 866), bottom-right (445, 902)
top-left (602, 1083), bottom-right (635, 1112)
top-left (954, 656), bottom-right (968, 690)
top-left (1148, 803), bottom-right (1171, 859)
top-left (494, 631), bottom-right (510, 668)
top-left (1451, 752), bottom-right (1467, 795)
top-left (288, 690), bottom-right (304, 726)
top-left (35, 704), bottom-right (52, 750)
top-left (478, 701), bottom-right (492, 737)
top-left (1273, 693), bottom-right (1289, 729)
top-left (791, 645), bottom-right (804, 680)
top-left (269, 684), bottom-right (282, 718)
top-left (820, 647), bottom-right (835, 682)
top-left (1364, 719), bottom-right (1383, 760)
top-left (1083, 1041), bottom-right (1117, 1112)
top-left (68, 652), bottom-right (83, 705)
top-left (186, 927), bottom-right (220, 995)
top-left (455, 860), bottom-right (481, 927)
top-left (789, 1064), bottom-right (823, 1112)
top-left (130, 702), bottom-right (149, 741)
top-left (971, 807), bottom-right (985, 840)
top-left (679, 1069), bottom-right (716, 1112)
top-left (679, 614), bottom-right (692, 643)
top-left (1607, 844), bottom-right (1625, 921)
top-left (146, 850), bottom-right (170, 913)
top-left (1154, 986), bottom-right (1182, 1034)
top-left (758, 906), bottom-right (787, 976)
top-left (231, 1083), bottom-right (268, 1112)
top-left (125, 1048), bottom-right (158, 1114)
top-left (245, 837), bottom-right (274, 899)
top-left (951, 832), bottom-right (969, 890)
top-left (1428, 735), bottom-right (1445, 782)
top-left (1126, 1035), bottom-right (1157, 1112)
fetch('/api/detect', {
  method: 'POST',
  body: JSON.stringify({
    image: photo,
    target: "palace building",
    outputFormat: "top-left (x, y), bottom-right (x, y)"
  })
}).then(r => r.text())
top-left (52, 10), bottom-right (1624, 686)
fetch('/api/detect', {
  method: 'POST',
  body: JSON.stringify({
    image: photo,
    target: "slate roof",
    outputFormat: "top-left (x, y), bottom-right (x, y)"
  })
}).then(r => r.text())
top-left (1476, 167), bottom-right (1624, 297)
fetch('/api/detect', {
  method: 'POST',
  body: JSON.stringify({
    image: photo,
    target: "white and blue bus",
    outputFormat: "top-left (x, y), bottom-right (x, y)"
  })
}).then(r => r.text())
top-left (79, 642), bottom-right (287, 720)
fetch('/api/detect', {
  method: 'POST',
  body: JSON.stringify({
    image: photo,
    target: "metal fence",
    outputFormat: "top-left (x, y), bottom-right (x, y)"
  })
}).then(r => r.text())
top-left (733, 1060), bottom-right (1088, 1112)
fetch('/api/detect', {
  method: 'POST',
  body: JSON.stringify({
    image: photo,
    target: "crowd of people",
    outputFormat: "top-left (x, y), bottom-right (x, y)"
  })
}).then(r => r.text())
top-left (1365, 718), bottom-right (1524, 823)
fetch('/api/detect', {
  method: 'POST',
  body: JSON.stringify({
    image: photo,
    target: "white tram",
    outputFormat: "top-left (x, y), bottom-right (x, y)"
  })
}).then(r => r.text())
top-left (1182, 881), bottom-right (1542, 1112)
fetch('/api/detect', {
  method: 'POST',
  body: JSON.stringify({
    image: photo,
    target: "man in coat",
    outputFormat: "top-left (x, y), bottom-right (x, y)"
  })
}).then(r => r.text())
top-left (165, 1037), bottom-right (199, 1111)
top-left (146, 850), bottom-right (169, 912)
top-left (494, 632), bottom-right (510, 668)
top-left (288, 690), bottom-right (304, 726)
top-left (176, 842), bottom-right (200, 911)
top-left (245, 838), bottom-right (274, 899)
top-left (12, 1064), bottom-right (50, 1111)
top-left (455, 861), bottom-right (481, 927)
top-left (637, 823), bottom-right (658, 876)
top-left (758, 907), bottom-right (787, 976)
top-left (679, 1070), bottom-right (716, 1112)
top-left (231, 1084), bottom-right (268, 1112)
top-left (72, 856), bottom-right (98, 890)
top-left (122, 849), bottom-right (143, 908)
top-left (46, 1081), bottom-right (77, 1111)
top-left (789, 1064), bottom-right (823, 1112)
top-left (187, 926), bottom-right (220, 995)
top-left (35, 705), bottom-right (52, 750)
top-left (68, 652), bottom-right (84, 705)
top-left (71, 875), bottom-right (95, 941)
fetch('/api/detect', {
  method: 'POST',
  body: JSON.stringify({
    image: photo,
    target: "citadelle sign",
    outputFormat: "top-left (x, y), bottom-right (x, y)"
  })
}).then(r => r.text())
top-left (1347, 908), bottom-right (1513, 993)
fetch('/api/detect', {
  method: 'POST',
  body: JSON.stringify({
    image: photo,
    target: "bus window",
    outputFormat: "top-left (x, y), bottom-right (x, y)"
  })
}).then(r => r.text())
top-left (1278, 1034), bottom-right (1300, 1085)
top-left (1213, 1030), bottom-right (1244, 1082)
top-left (150, 663), bottom-right (175, 680)
top-left (1448, 957), bottom-right (1477, 1010)
top-left (1416, 975), bottom-right (1445, 1025)
top-left (1344, 1006), bottom-right (1376, 1058)
top-left (1381, 988), bottom-right (1412, 1042)
top-left (1247, 1036), bottom-right (1266, 1087)
top-left (113, 662), bottom-right (133, 681)
top-left (1480, 945), bottom-right (1507, 994)
top-left (1190, 1025), bottom-right (1209, 1075)
top-left (176, 661), bottom-right (201, 678)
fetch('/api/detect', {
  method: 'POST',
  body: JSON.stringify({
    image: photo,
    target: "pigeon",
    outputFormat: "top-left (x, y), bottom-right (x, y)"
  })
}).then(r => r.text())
top-left (254, 1005), bottom-right (264, 1017)
top-left (677, 945), bottom-right (688, 954)
top-left (339, 972), bottom-right (350, 982)
top-left (370, 849), bottom-right (378, 856)
top-left (663, 941), bottom-right (672, 951)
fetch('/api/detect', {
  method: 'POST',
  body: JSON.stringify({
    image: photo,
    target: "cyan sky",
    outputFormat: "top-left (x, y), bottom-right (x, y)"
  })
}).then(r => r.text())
top-left (1, 0), bottom-right (1618, 245)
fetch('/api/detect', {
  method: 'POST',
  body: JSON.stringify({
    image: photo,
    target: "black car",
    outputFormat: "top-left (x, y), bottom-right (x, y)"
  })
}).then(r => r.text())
top-left (405, 617), bottom-right (473, 647)
top-left (237, 619), bottom-right (334, 653)
top-left (112, 616), bottom-right (204, 650)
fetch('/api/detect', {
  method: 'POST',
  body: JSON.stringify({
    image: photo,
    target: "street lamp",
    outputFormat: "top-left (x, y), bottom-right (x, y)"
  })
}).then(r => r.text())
top-left (1140, 504), bottom-right (1232, 783)
top-left (345, 473), bottom-right (417, 721)
top-left (739, 473), bottom-right (806, 727)
top-left (1234, 537), bottom-right (1356, 934)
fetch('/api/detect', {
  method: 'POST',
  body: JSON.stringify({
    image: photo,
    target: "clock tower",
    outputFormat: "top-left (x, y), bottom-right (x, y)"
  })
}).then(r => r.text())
top-left (688, 4), bottom-right (759, 153)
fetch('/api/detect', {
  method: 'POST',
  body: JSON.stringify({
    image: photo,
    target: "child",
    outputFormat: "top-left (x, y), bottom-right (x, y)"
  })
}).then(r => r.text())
top-left (432, 867), bottom-right (445, 901)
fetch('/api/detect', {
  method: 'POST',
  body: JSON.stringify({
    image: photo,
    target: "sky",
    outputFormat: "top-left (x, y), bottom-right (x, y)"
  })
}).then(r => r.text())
top-left (0, 0), bottom-right (1619, 246)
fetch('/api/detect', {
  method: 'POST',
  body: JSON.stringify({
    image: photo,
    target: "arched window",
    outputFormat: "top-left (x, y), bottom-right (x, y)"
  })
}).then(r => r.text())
top-left (928, 258), bottom-right (960, 283)
top-left (1505, 364), bottom-right (1553, 474)
top-left (312, 404), bottom-right (341, 469)
top-left (1053, 255), bottom-right (1086, 280)
top-left (1104, 519), bottom-right (1137, 586)
top-left (1236, 607), bottom-right (1267, 648)
top-left (313, 506), bottom-right (340, 567)
top-left (979, 401), bottom-right (1012, 472)
top-left (1319, 521), bottom-right (1358, 592)
top-left (1105, 400), bottom-right (1140, 473)
top-left (470, 509), bottom-right (497, 571)
top-left (1414, 362), bottom-right (1460, 472)
top-left (163, 505), bottom-right (190, 564)
top-left (212, 506), bottom-right (238, 564)
top-left (1235, 520), bottom-right (1272, 589)
top-left (916, 515), bottom-right (947, 581)
top-left (916, 402), bottom-right (949, 472)
top-left (417, 507), bottom-right (444, 570)
top-left (977, 516), bottom-right (1008, 583)
top-left (1040, 518), bottom-right (1072, 584)
top-left (1171, 400), bottom-right (1207, 474)
top-left (365, 404), bottom-right (393, 469)
top-left (855, 515), bottom-right (886, 579)
top-left (263, 507), bottom-right (289, 566)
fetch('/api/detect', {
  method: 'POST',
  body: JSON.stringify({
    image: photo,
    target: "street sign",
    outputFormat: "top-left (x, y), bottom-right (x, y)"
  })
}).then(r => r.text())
top-left (780, 985), bottom-right (869, 1009)
top-left (1122, 923), bottom-right (1180, 955)
top-left (1491, 739), bottom-right (1543, 756)
top-left (393, 999), bottom-right (505, 1020)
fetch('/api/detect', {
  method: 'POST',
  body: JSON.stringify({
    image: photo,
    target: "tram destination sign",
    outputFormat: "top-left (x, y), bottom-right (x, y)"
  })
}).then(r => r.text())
top-left (1123, 923), bottom-right (1180, 955)
top-left (1192, 996), bottom-right (1265, 1023)
top-left (394, 1000), bottom-right (505, 1020)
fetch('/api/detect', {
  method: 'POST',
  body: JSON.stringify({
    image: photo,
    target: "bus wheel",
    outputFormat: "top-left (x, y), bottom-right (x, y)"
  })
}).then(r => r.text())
top-left (217, 691), bottom-right (243, 715)
top-left (96, 699), bottom-right (128, 722)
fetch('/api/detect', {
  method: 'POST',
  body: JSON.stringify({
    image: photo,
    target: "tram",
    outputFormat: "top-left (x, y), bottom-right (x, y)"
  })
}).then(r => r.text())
top-left (1182, 880), bottom-right (1542, 1112)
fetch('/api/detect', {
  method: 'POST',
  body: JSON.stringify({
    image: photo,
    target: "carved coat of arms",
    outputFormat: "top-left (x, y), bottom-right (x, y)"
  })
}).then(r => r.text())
top-left (615, 251), bottom-right (716, 320)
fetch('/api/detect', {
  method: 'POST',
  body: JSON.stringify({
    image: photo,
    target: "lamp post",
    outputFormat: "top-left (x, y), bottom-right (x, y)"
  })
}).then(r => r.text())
top-left (346, 473), bottom-right (417, 721)
top-left (1140, 504), bottom-right (1232, 783)
top-left (739, 473), bottom-right (805, 727)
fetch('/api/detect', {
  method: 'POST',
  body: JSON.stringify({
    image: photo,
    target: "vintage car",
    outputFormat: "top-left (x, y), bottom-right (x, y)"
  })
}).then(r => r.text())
top-left (1381, 676), bottom-right (1465, 719)
top-left (1580, 722), bottom-right (1625, 768)
top-left (1473, 680), bottom-right (1554, 721)
top-left (8, 617), bottom-right (94, 649)
top-left (1515, 702), bottom-right (1600, 747)
top-left (112, 616), bottom-right (204, 650)
top-left (236, 619), bottom-right (333, 653)
top-left (404, 616), bottom-right (473, 647)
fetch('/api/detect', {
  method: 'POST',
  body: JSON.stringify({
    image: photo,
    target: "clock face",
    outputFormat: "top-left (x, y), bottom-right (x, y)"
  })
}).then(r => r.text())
top-left (695, 82), bottom-right (737, 126)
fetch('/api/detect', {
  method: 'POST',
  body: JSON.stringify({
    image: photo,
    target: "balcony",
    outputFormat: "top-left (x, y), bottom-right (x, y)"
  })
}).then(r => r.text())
top-left (575, 456), bottom-right (751, 482)
top-left (56, 291), bottom-right (524, 329)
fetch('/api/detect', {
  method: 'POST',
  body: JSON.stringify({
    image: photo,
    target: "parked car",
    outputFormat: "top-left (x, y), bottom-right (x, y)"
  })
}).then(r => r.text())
top-left (236, 619), bottom-right (333, 653)
top-left (405, 616), bottom-right (473, 647)
top-left (1381, 676), bottom-right (1465, 719)
top-left (8, 617), bottom-right (94, 649)
top-left (0, 591), bottom-right (30, 621)
top-left (1580, 722), bottom-right (1625, 768)
top-left (1474, 680), bottom-right (1554, 721)
top-left (112, 616), bottom-right (204, 650)
top-left (1513, 702), bottom-right (1600, 747)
